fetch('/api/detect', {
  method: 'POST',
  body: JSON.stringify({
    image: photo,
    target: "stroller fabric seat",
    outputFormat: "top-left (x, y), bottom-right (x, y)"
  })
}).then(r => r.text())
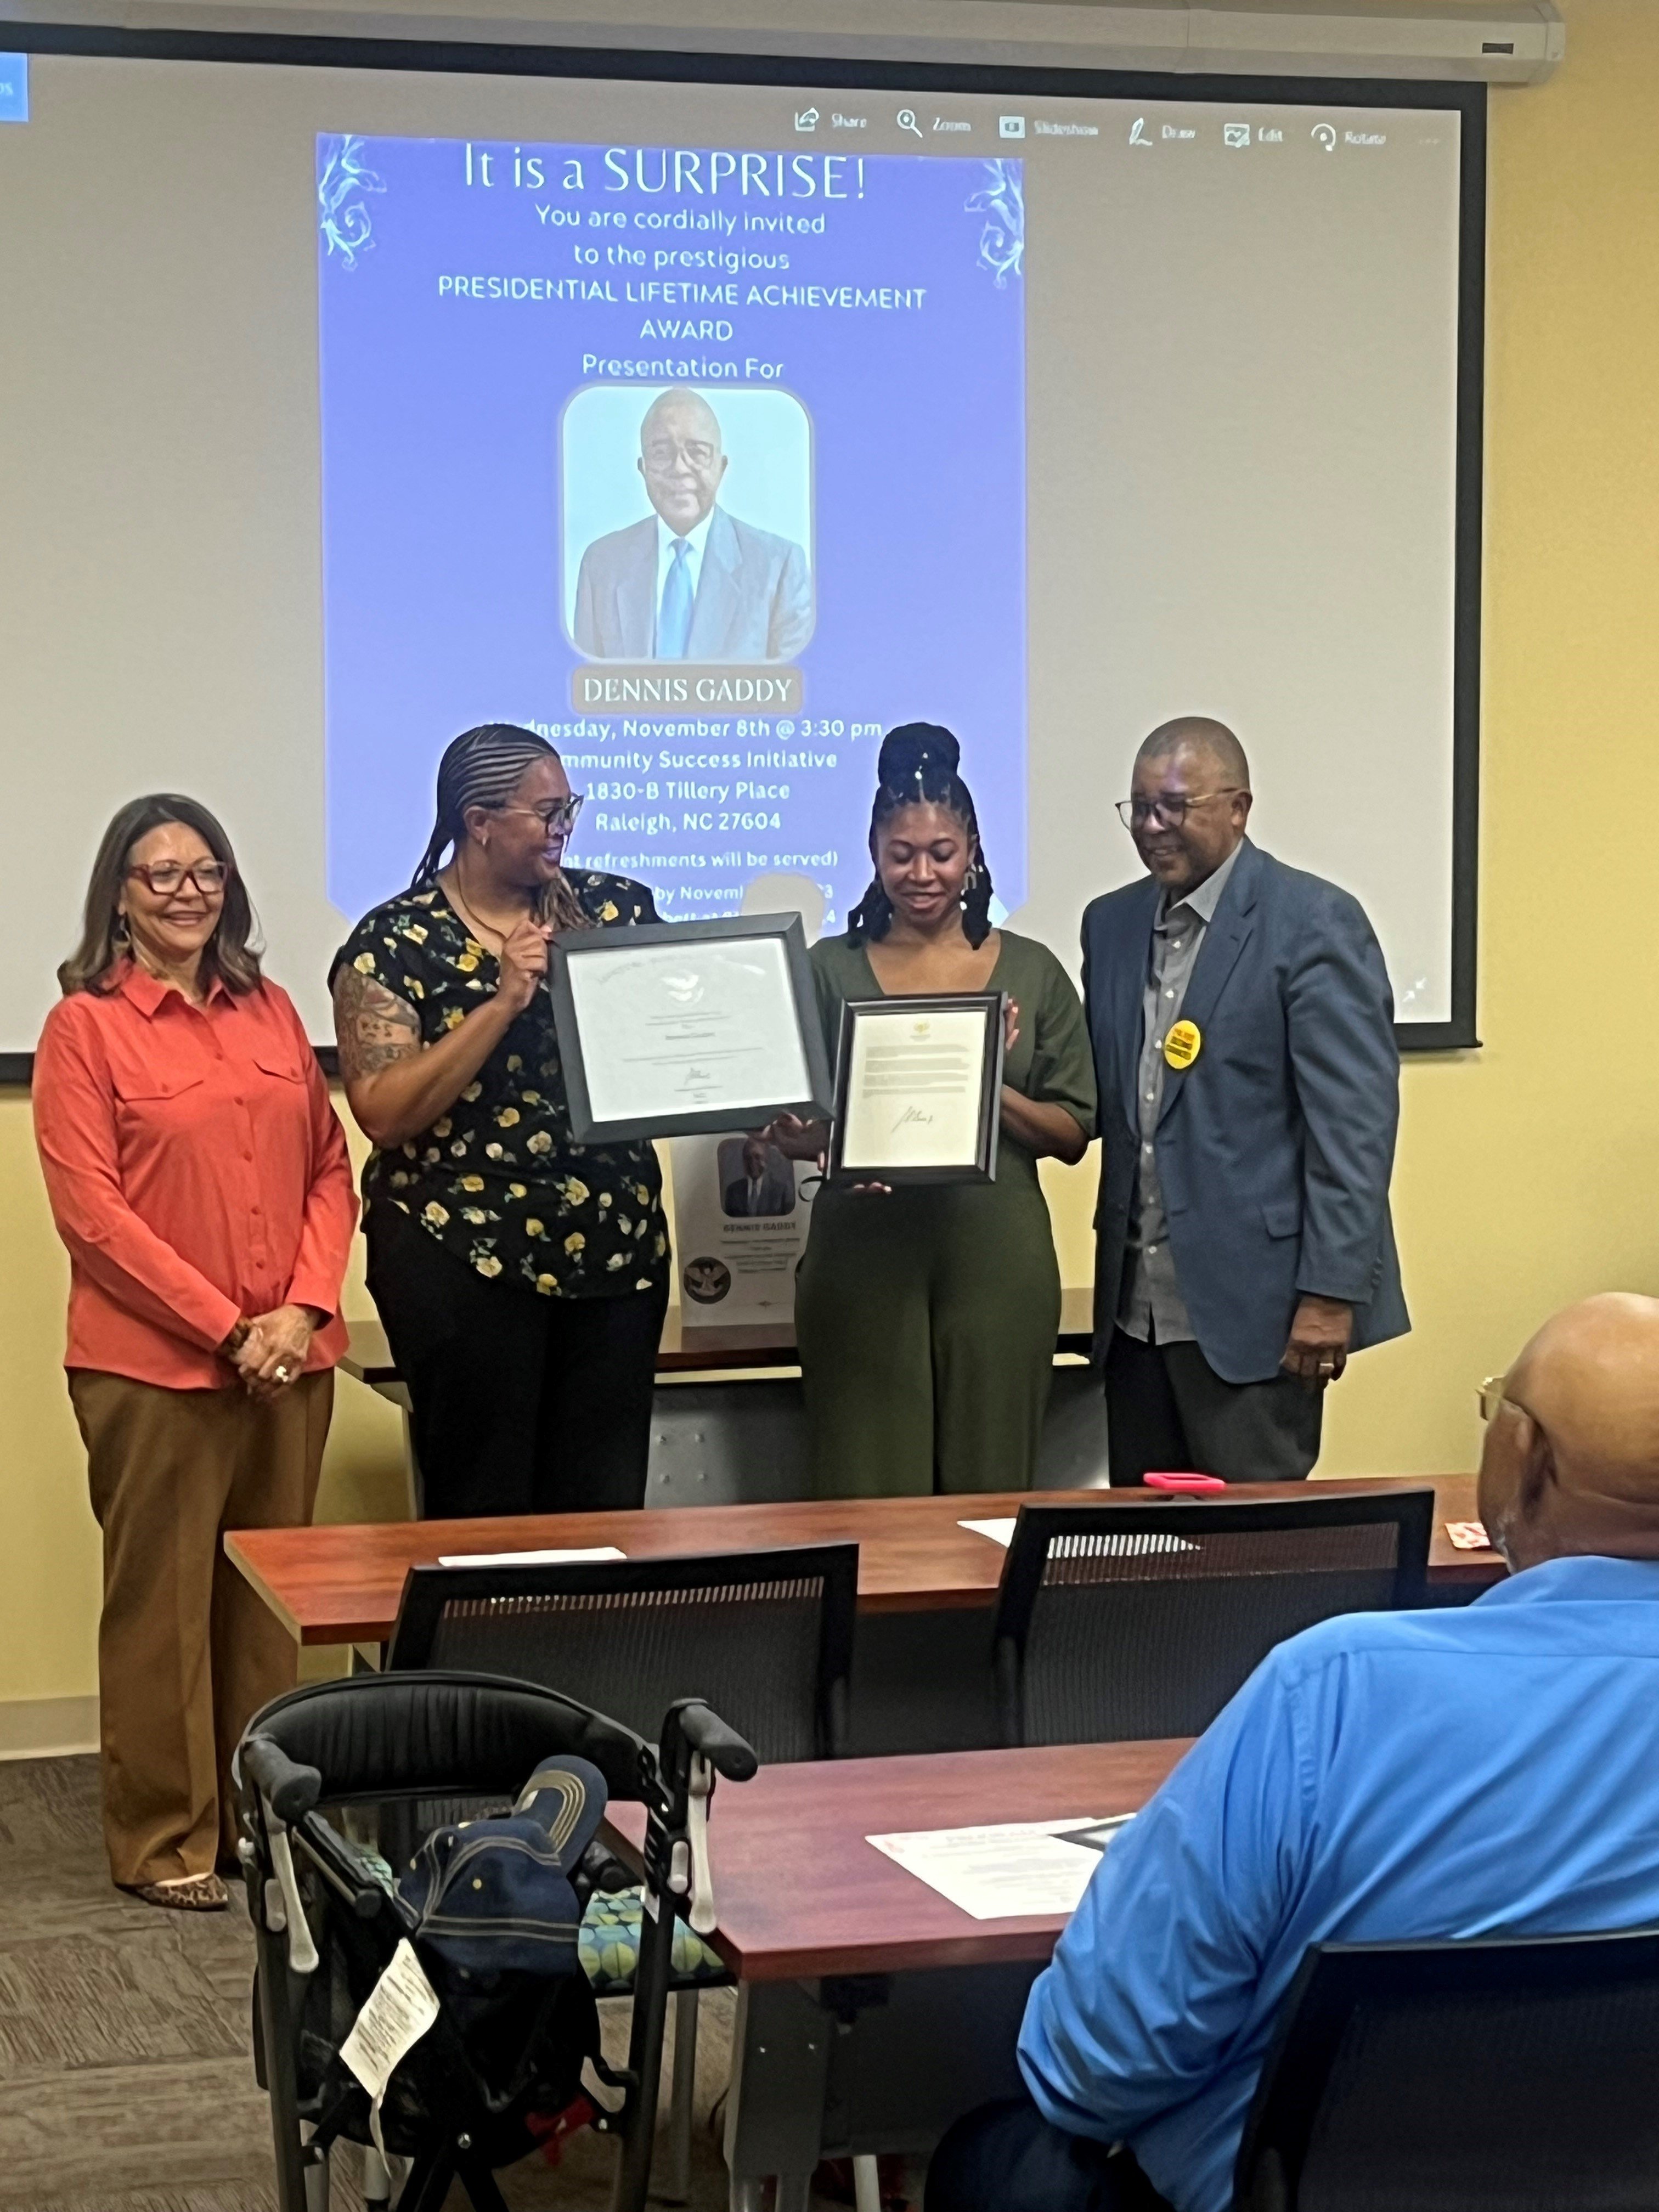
top-left (579, 1887), bottom-right (728, 1996)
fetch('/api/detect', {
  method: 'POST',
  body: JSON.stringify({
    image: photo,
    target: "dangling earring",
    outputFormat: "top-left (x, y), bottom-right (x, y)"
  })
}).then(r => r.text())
top-left (113, 911), bottom-right (131, 947)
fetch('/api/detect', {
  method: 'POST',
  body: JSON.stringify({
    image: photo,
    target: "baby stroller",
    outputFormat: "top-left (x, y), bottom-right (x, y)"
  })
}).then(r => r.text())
top-left (234, 1668), bottom-right (757, 2212)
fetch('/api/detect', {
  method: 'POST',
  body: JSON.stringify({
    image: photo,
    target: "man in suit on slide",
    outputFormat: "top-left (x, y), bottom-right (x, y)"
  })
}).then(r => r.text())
top-left (572, 388), bottom-right (813, 663)
top-left (722, 1137), bottom-right (795, 1219)
top-left (1080, 716), bottom-right (1408, 1485)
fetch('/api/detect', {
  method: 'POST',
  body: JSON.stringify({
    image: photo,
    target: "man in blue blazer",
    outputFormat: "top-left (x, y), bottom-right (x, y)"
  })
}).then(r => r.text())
top-left (1081, 717), bottom-right (1408, 1483)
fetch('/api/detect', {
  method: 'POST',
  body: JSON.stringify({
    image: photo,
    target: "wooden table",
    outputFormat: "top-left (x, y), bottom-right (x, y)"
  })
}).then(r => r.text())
top-left (605, 1742), bottom-right (1192, 2208)
top-left (225, 1476), bottom-right (1499, 1652)
top-left (606, 1740), bottom-right (1188, 1982)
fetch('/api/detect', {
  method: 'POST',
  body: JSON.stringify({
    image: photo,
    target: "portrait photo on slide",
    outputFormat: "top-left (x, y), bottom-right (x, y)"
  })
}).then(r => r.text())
top-left (563, 382), bottom-right (815, 663)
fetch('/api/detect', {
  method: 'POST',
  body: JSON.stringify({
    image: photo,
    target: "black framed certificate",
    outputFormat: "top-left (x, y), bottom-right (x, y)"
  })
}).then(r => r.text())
top-left (828, 994), bottom-right (1005, 1186)
top-left (548, 913), bottom-right (833, 1146)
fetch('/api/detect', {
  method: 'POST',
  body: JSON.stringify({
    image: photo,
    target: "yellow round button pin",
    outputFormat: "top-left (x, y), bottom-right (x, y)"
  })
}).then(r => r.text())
top-left (1164, 1019), bottom-right (1202, 1071)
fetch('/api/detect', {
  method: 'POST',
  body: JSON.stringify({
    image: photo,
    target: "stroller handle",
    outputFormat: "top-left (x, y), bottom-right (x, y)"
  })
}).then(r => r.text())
top-left (676, 1701), bottom-right (759, 1782)
top-left (244, 1735), bottom-right (324, 1823)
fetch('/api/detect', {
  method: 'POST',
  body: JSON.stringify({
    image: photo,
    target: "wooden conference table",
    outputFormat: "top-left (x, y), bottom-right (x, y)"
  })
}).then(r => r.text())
top-left (227, 1479), bottom-right (1500, 1754)
top-left (605, 1739), bottom-right (1193, 2208)
top-left (227, 1475), bottom-right (1502, 1650)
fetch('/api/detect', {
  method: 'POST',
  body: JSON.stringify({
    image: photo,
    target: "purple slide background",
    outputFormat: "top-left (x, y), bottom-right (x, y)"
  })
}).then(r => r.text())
top-left (318, 133), bottom-right (1026, 928)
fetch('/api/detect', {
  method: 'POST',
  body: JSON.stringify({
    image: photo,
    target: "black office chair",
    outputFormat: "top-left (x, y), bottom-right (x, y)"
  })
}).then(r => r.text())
top-left (387, 1543), bottom-right (857, 1762)
top-left (992, 1491), bottom-right (1432, 1746)
top-left (386, 1544), bottom-right (859, 2199)
top-left (1234, 1928), bottom-right (1659, 2211)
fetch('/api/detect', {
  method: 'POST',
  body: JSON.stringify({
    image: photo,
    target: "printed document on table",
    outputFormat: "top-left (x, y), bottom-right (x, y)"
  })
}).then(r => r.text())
top-left (437, 1545), bottom-right (627, 1567)
top-left (960, 1517), bottom-right (1019, 1547)
top-left (957, 1519), bottom-right (1198, 1556)
top-left (866, 1815), bottom-right (1133, 1920)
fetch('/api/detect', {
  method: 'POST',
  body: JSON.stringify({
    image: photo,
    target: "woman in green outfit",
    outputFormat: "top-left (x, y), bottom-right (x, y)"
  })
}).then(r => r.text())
top-left (777, 724), bottom-right (1097, 1497)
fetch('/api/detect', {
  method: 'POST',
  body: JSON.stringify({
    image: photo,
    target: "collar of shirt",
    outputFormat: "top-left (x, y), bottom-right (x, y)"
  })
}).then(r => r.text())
top-left (1155, 835), bottom-right (1245, 937)
top-left (657, 508), bottom-right (715, 602)
top-left (116, 958), bottom-right (231, 1017)
top-left (1470, 1554), bottom-right (1659, 1610)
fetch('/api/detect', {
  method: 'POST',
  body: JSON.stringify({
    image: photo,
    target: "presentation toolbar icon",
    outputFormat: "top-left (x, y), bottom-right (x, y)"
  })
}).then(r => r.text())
top-left (1223, 123), bottom-right (1251, 148)
top-left (794, 107), bottom-right (819, 132)
top-left (999, 115), bottom-right (1026, 139)
top-left (1128, 116), bottom-right (1149, 145)
top-left (1312, 122), bottom-right (1338, 151)
top-left (896, 108), bottom-right (923, 138)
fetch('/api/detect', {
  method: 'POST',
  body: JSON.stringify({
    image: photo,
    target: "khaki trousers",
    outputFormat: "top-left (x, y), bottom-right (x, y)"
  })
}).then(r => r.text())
top-left (69, 1368), bottom-right (332, 1888)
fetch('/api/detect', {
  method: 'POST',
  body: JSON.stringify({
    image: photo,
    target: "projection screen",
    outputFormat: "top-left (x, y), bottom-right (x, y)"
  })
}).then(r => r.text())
top-left (0, 37), bottom-right (1483, 1071)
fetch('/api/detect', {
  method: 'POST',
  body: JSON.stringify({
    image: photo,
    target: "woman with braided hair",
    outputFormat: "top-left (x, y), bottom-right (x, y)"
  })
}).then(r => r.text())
top-left (331, 723), bottom-right (669, 1516)
top-left (777, 724), bottom-right (1097, 1496)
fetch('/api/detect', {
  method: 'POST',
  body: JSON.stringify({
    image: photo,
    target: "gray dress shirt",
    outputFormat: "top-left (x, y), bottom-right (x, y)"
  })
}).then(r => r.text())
top-left (1116, 840), bottom-right (1244, 1344)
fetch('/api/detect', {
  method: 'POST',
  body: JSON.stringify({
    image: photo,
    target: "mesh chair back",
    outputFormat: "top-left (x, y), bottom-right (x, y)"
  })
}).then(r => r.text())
top-left (1235, 1931), bottom-right (1659, 2212)
top-left (995, 1492), bottom-right (1432, 1745)
top-left (388, 1544), bottom-right (858, 1764)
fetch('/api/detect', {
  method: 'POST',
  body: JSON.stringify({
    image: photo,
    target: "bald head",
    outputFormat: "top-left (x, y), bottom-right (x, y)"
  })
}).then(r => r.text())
top-left (639, 388), bottom-right (727, 533)
top-left (1126, 716), bottom-right (1253, 897)
top-left (1137, 716), bottom-right (1251, 792)
top-left (1479, 1294), bottom-right (1659, 1571)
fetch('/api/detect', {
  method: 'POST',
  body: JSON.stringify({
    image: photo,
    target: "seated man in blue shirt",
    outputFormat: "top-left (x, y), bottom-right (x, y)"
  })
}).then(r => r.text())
top-left (927, 1291), bottom-right (1659, 2212)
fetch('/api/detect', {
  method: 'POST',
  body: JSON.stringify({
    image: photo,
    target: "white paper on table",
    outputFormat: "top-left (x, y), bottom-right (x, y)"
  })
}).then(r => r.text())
top-left (866, 1815), bottom-right (1134, 1920)
top-left (958, 1519), bottom-right (1198, 1557)
top-left (437, 1545), bottom-right (627, 1568)
top-left (960, 1517), bottom-right (1019, 1547)
top-left (340, 1937), bottom-right (441, 2158)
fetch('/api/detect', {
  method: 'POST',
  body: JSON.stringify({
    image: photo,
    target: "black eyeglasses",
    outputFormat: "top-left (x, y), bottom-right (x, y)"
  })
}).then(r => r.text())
top-left (493, 796), bottom-right (585, 836)
top-left (1115, 788), bottom-right (1243, 831)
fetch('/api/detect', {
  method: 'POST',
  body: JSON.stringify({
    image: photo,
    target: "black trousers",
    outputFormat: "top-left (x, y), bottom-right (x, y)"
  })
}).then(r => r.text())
top-left (1104, 1325), bottom-right (1323, 1487)
top-left (927, 2097), bottom-right (1173, 2212)
top-left (365, 1200), bottom-right (668, 1519)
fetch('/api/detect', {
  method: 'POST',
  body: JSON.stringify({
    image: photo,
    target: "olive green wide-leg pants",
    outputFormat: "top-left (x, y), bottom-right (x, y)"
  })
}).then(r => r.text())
top-left (795, 1182), bottom-right (1062, 1498)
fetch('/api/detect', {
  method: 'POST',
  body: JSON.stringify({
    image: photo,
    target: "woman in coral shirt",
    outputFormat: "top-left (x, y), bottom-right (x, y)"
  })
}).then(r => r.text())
top-left (33, 795), bottom-right (356, 1910)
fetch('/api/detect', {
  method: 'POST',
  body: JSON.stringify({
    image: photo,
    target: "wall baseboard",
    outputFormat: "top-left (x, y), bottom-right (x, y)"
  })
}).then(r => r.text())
top-left (0, 1695), bottom-right (99, 1760)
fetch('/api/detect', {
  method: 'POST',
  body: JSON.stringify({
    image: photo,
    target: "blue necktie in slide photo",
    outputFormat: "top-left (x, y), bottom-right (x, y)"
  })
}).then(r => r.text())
top-left (658, 537), bottom-right (693, 659)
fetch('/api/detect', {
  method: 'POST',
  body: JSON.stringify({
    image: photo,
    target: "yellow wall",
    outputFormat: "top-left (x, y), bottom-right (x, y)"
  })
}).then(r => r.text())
top-left (2, 0), bottom-right (1654, 1708)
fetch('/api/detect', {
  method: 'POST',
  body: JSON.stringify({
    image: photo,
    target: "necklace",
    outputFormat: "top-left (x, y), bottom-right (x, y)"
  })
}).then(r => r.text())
top-left (444, 873), bottom-right (529, 952)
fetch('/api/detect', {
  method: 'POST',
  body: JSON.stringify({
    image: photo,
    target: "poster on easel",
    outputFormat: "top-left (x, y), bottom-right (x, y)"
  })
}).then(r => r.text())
top-left (668, 1132), bottom-right (820, 1324)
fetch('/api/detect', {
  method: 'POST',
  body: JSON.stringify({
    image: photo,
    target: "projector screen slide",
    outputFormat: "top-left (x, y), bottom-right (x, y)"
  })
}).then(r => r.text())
top-left (318, 129), bottom-right (1028, 932)
top-left (0, 46), bottom-right (1481, 1068)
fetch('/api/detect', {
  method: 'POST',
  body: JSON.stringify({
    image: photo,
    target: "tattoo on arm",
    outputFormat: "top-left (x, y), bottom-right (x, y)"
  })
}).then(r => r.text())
top-left (333, 966), bottom-right (422, 1083)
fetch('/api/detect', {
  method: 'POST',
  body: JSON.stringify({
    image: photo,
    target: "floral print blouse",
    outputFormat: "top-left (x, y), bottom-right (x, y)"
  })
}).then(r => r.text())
top-left (332, 875), bottom-right (669, 1300)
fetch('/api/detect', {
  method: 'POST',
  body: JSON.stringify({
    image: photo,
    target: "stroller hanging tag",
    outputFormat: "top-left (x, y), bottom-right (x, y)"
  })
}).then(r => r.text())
top-left (341, 1937), bottom-right (441, 2162)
